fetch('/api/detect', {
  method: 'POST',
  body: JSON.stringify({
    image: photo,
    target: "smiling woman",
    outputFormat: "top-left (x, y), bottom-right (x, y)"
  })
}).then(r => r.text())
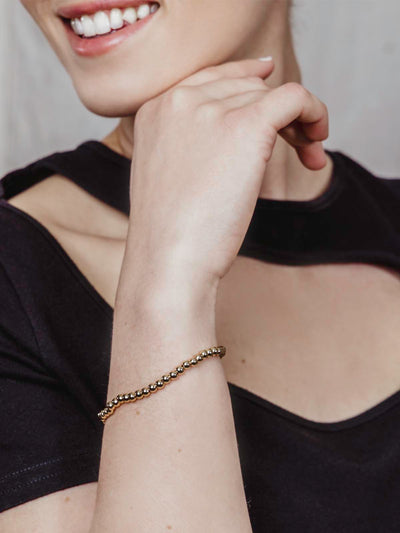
top-left (1, 1), bottom-right (400, 532)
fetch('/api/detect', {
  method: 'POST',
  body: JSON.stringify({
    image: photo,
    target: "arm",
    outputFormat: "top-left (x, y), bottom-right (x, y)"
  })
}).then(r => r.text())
top-left (88, 244), bottom-right (253, 532)
top-left (89, 55), bottom-right (328, 531)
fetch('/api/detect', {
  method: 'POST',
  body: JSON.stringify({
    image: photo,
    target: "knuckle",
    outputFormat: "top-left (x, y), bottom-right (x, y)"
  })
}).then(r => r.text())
top-left (167, 86), bottom-right (194, 110)
top-left (251, 97), bottom-right (270, 116)
top-left (282, 81), bottom-right (309, 99)
top-left (197, 100), bottom-right (222, 121)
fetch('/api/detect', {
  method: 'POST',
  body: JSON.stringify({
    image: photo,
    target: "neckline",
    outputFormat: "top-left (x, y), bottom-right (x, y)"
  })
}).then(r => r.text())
top-left (82, 139), bottom-right (343, 213)
top-left (2, 139), bottom-right (400, 432)
top-left (83, 139), bottom-right (132, 167)
top-left (228, 381), bottom-right (400, 432)
top-left (0, 138), bottom-right (345, 322)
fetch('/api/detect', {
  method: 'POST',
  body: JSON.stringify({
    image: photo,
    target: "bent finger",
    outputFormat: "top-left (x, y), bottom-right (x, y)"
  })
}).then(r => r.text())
top-left (176, 57), bottom-right (275, 87)
top-left (196, 76), bottom-right (272, 102)
top-left (218, 88), bottom-right (328, 147)
top-left (252, 82), bottom-right (329, 138)
top-left (296, 142), bottom-right (328, 170)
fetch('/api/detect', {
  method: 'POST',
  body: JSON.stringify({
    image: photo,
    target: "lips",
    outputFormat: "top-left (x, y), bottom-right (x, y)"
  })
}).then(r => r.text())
top-left (57, 0), bottom-right (154, 19)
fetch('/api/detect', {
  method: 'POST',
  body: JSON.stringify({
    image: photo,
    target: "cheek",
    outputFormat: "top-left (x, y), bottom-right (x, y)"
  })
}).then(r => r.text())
top-left (166, 1), bottom-right (269, 63)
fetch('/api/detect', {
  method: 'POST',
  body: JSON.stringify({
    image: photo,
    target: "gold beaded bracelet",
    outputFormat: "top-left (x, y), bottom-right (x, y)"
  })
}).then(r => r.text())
top-left (97, 345), bottom-right (226, 424)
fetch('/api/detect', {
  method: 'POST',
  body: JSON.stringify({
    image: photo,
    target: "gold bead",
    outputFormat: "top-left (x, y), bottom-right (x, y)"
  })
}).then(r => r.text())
top-left (98, 346), bottom-right (227, 424)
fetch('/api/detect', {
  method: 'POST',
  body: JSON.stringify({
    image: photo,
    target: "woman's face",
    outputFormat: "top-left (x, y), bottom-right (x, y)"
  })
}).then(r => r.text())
top-left (20, 0), bottom-right (274, 117)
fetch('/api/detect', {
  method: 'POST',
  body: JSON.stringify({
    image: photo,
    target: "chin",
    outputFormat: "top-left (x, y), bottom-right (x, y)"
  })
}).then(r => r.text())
top-left (74, 80), bottom-right (156, 118)
top-left (71, 70), bottom-right (190, 117)
top-left (68, 53), bottom-right (217, 118)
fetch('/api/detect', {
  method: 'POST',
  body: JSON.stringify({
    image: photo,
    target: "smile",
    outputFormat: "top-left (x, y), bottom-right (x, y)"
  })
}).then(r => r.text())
top-left (58, 1), bottom-right (161, 57)
top-left (67, 3), bottom-right (160, 38)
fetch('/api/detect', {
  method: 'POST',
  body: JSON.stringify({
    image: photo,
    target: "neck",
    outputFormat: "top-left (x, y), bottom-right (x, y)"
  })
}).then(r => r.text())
top-left (101, 2), bottom-right (333, 203)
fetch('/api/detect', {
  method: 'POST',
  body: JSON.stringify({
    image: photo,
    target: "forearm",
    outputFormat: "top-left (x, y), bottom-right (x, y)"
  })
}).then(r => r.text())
top-left (89, 250), bottom-right (252, 532)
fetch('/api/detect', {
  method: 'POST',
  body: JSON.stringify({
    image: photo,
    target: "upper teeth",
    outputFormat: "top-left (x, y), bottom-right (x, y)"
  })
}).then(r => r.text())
top-left (70, 3), bottom-right (159, 37)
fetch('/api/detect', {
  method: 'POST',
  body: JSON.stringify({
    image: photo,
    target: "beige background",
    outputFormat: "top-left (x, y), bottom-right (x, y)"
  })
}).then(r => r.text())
top-left (1, 0), bottom-right (399, 177)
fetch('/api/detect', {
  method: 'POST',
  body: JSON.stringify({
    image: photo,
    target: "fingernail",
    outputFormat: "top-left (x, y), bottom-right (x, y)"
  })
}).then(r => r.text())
top-left (257, 56), bottom-right (273, 61)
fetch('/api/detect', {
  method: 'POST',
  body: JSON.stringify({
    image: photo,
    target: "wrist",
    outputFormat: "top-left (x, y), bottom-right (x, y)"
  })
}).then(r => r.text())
top-left (113, 273), bottom-right (218, 372)
top-left (122, 227), bottom-right (220, 298)
top-left (115, 260), bottom-right (218, 325)
top-left (118, 244), bottom-right (219, 313)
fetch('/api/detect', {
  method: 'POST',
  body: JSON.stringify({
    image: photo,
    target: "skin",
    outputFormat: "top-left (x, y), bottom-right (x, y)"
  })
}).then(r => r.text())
top-left (2, 0), bottom-right (400, 531)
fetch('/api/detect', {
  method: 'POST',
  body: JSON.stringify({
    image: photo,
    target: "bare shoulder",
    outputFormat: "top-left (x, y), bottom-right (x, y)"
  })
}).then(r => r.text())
top-left (6, 172), bottom-right (127, 237)
top-left (5, 172), bottom-right (128, 309)
top-left (0, 482), bottom-right (97, 533)
top-left (6, 173), bottom-right (64, 222)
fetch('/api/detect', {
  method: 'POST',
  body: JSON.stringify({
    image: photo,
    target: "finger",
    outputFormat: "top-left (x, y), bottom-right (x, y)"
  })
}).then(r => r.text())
top-left (217, 88), bottom-right (328, 146)
top-left (194, 76), bottom-right (272, 102)
top-left (216, 88), bottom-right (268, 109)
top-left (175, 57), bottom-right (275, 87)
top-left (221, 82), bottom-right (328, 166)
top-left (217, 87), bottom-right (328, 170)
top-left (296, 142), bottom-right (328, 170)
top-left (279, 120), bottom-right (328, 147)
top-left (219, 83), bottom-right (327, 133)
top-left (273, 124), bottom-right (328, 170)
top-left (251, 82), bottom-right (329, 139)
top-left (301, 113), bottom-right (329, 142)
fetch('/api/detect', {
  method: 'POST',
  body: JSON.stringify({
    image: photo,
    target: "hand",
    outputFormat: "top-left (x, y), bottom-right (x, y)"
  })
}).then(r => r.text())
top-left (126, 58), bottom-right (329, 290)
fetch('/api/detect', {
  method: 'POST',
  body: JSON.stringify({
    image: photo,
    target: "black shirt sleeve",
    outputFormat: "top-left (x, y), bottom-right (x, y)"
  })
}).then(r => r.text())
top-left (0, 259), bottom-right (100, 513)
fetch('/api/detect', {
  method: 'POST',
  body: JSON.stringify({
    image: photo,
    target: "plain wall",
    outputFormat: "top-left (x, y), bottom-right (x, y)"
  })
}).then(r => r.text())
top-left (1, 0), bottom-right (399, 177)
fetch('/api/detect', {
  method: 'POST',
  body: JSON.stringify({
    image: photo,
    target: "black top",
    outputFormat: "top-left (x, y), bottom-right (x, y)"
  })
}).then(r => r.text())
top-left (1, 140), bottom-right (400, 531)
